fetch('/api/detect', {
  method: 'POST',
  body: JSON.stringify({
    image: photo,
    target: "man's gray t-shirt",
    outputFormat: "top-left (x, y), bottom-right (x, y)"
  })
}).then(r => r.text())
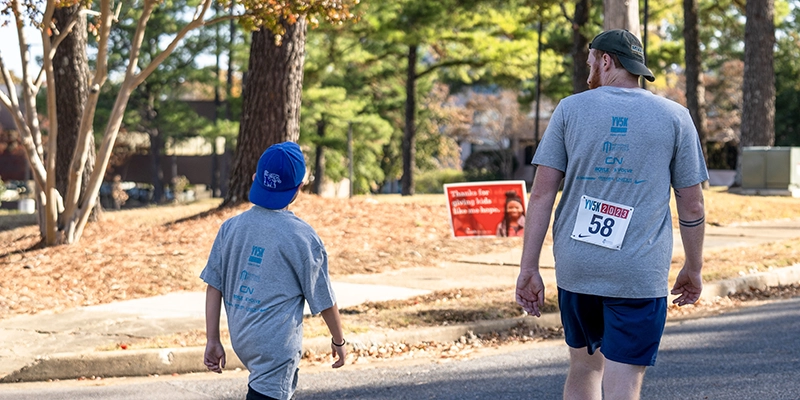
top-left (533, 86), bottom-right (708, 298)
top-left (201, 206), bottom-right (336, 400)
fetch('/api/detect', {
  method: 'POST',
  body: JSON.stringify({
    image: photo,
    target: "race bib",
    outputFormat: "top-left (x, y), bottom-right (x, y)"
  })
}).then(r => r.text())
top-left (570, 195), bottom-right (634, 250)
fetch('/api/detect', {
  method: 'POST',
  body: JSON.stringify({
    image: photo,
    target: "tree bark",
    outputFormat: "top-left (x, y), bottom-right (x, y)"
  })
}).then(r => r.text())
top-left (313, 118), bottom-right (326, 195)
top-left (401, 44), bottom-right (417, 196)
top-left (223, 17), bottom-right (307, 207)
top-left (603, 0), bottom-right (640, 36)
top-left (571, 0), bottom-right (591, 94)
top-left (683, 0), bottom-right (709, 188)
top-left (735, 0), bottom-right (775, 187)
top-left (149, 129), bottom-right (165, 203)
top-left (53, 4), bottom-right (99, 223)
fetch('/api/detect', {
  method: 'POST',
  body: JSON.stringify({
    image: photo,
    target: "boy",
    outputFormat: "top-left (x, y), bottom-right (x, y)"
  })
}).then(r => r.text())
top-left (203, 141), bottom-right (346, 400)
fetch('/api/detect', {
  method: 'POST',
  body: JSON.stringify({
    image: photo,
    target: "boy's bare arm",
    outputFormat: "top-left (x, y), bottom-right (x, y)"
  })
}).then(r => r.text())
top-left (204, 285), bottom-right (226, 373)
top-left (320, 304), bottom-right (346, 368)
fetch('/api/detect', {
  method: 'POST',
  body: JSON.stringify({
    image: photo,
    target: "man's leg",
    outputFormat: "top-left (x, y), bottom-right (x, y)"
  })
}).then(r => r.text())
top-left (602, 358), bottom-right (646, 400)
top-left (564, 347), bottom-right (604, 400)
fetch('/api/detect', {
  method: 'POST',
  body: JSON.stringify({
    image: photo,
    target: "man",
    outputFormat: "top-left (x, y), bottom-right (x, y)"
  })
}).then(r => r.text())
top-left (203, 142), bottom-right (346, 400)
top-left (516, 29), bottom-right (707, 399)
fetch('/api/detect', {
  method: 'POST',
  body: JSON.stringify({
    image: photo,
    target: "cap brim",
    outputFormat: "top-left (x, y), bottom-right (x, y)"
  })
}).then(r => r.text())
top-left (249, 183), bottom-right (300, 210)
top-left (617, 56), bottom-right (655, 82)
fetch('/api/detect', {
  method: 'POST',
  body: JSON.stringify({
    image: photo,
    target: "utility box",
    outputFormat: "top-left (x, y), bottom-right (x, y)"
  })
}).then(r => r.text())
top-left (741, 146), bottom-right (800, 196)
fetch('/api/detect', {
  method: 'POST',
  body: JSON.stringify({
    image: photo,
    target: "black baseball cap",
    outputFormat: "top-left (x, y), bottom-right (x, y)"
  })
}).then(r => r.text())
top-left (589, 29), bottom-right (655, 82)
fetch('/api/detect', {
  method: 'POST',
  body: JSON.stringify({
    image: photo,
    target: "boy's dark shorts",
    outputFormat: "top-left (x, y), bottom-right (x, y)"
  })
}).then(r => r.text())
top-left (558, 287), bottom-right (667, 366)
top-left (246, 385), bottom-right (278, 400)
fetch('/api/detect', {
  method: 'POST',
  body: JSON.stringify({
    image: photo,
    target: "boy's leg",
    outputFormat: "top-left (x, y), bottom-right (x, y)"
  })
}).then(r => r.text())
top-left (602, 358), bottom-right (645, 400)
top-left (564, 347), bottom-right (604, 400)
top-left (246, 385), bottom-right (279, 400)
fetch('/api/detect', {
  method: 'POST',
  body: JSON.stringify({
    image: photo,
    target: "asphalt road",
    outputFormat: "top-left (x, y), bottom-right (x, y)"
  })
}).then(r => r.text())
top-left (1, 297), bottom-right (799, 400)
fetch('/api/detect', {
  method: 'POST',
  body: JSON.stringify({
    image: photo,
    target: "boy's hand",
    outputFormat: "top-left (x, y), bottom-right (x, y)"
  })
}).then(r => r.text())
top-left (330, 341), bottom-right (346, 368)
top-left (204, 341), bottom-right (226, 373)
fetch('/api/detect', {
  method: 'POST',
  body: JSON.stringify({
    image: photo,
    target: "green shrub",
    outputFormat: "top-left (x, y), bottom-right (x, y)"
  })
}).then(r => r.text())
top-left (463, 149), bottom-right (518, 181)
top-left (415, 169), bottom-right (465, 194)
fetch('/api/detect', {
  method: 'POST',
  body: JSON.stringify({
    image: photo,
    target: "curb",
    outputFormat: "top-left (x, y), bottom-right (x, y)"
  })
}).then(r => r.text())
top-left (700, 264), bottom-right (800, 299)
top-left (3, 265), bottom-right (799, 383)
top-left (0, 347), bottom-right (244, 383)
top-left (0, 314), bottom-right (561, 383)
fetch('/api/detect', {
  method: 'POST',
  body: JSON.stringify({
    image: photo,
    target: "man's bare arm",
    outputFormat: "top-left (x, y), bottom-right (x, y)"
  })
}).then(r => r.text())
top-left (516, 166), bottom-right (564, 316)
top-left (671, 183), bottom-right (706, 305)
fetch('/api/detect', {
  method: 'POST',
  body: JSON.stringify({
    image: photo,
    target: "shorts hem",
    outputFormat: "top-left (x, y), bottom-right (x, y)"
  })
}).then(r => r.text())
top-left (600, 349), bottom-right (656, 367)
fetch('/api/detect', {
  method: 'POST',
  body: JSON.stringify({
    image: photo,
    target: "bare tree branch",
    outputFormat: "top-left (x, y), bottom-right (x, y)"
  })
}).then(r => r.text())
top-left (132, 0), bottom-right (214, 87)
top-left (416, 58), bottom-right (485, 80)
top-left (560, 3), bottom-right (575, 25)
top-left (34, 8), bottom-right (98, 90)
top-left (63, 0), bottom-right (115, 241)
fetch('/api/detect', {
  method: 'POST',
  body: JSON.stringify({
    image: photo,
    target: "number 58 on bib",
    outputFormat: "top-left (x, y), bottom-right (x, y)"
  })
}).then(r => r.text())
top-left (570, 195), bottom-right (635, 250)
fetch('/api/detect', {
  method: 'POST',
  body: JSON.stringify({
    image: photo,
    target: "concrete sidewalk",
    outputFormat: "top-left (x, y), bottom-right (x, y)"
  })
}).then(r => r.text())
top-left (3, 219), bottom-right (800, 383)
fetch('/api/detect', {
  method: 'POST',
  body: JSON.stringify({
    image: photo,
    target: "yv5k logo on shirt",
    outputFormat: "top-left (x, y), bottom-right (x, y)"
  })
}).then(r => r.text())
top-left (610, 116), bottom-right (628, 135)
top-left (248, 246), bottom-right (265, 266)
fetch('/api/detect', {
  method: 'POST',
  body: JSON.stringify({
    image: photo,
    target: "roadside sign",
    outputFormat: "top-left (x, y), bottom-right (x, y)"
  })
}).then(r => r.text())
top-left (443, 181), bottom-right (528, 238)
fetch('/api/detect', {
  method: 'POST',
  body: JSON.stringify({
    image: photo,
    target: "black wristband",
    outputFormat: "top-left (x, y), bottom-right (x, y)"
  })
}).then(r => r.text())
top-left (332, 338), bottom-right (346, 347)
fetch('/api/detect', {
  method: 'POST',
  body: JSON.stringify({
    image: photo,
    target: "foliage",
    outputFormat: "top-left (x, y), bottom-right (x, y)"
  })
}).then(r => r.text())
top-left (300, 22), bottom-right (393, 194)
top-left (93, 1), bottom-right (218, 202)
top-left (414, 168), bottom-right (464, 194)
top-left (463, 149), bottom-right (517, 182)
top-left (0, 0), bottom-right (237, 244)
top-left (774, 4), bottom-right (800, 146)
top-left (237, 0), bottom-right (358, 37)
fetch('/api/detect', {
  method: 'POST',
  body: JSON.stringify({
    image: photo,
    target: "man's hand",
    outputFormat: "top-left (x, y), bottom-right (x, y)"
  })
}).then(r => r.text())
top-left (330, 341), bottom-right (346, 369)
top-left (204, 340), bottom-right (226, 373)
top-left (671, 266), bottom-right (703, 306)
top-left (516, 269), bottom-right (546, 317)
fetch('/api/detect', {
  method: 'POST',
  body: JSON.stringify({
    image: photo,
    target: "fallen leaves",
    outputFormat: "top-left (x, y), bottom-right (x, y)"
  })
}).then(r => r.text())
top-left (0, 194), bottom-right (522, 321)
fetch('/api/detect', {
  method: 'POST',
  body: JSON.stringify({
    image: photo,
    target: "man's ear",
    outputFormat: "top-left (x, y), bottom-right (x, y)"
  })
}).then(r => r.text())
top-left (252, 173), bottom-right (256, 182)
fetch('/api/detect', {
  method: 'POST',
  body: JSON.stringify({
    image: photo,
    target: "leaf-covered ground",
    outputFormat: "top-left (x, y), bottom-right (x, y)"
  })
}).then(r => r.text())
top-left (3, 187), bottom-right (800, 327)
top-left (0, 194), bottom-right (523, 320)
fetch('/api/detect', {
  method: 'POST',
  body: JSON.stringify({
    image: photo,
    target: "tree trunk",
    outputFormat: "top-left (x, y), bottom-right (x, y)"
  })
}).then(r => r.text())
top-left (603, 0), bottom-right (640, 35)
top-left (735, 0), bottom-right (775, 187)
top-left (401, 44), bottom-right (417, 196)
top-left (571, 0), bottom-right (591, 94)
top-left (313, 118), bottom-right (326, 195)
top-left (683, 0), bottom-right (709, 188)
top-left (223, 17), bottom-right (308, 207)
top-left (149, 130), bottom-right (165, 203)
top-left (53, 5), bottom-right (99, 223)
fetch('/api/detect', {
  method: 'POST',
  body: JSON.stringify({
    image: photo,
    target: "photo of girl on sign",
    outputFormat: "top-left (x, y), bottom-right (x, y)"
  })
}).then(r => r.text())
top-left (444, 181), bottom-right (527, 238)
top-left (496, 190), bottom-right (526, 237)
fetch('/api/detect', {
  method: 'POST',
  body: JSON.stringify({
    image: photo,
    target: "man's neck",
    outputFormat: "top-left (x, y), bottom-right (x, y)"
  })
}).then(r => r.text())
top-left (601, 70), bottom-right (641, 89)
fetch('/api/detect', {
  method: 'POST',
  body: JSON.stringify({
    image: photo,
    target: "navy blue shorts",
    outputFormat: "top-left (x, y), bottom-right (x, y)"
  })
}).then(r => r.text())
top-left (246, 385), bottom-right (278, 400)
top-left (558, 287), bottom-right (667, 366)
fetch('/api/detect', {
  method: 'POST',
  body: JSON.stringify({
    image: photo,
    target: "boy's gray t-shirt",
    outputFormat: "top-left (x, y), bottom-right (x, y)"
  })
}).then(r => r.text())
top-left (533, 86), bottom-right (708, 298)
top-left (201, 206), bottom-right (336, 400)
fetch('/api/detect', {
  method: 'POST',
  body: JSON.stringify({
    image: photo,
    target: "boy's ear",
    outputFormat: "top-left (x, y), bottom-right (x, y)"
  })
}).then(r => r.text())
top-left (252, 173), bottom-right (256, 182)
